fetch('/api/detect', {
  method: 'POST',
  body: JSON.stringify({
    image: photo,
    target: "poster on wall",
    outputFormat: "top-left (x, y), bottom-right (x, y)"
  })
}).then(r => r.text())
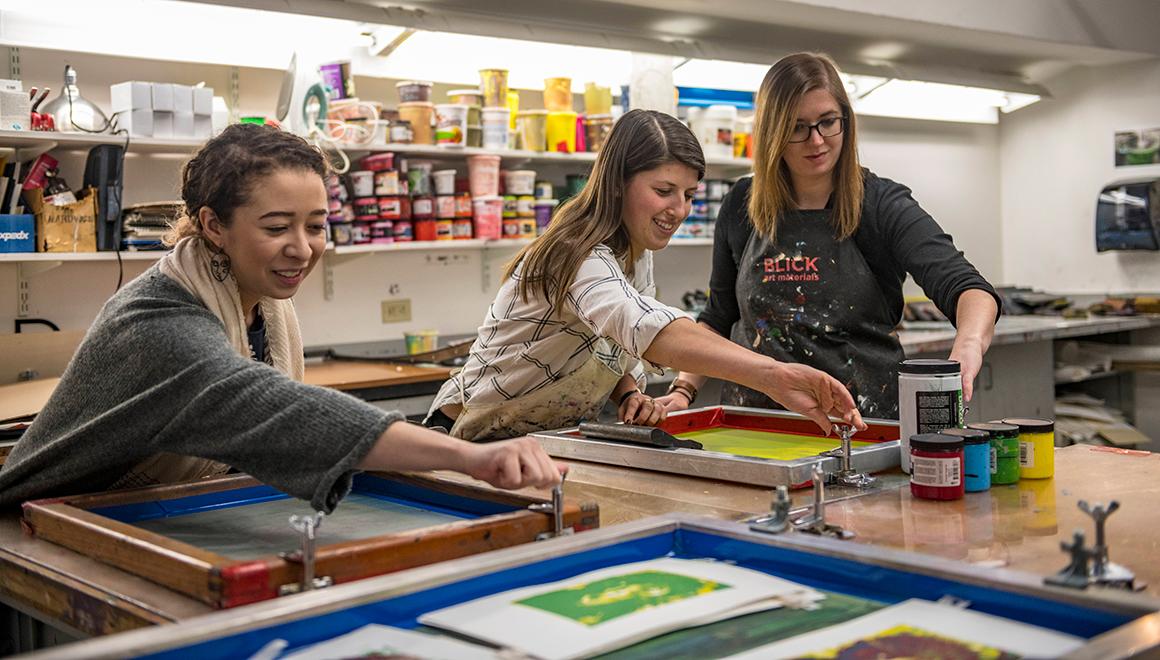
top-left (1115, 128), bottom-right (1160, 166)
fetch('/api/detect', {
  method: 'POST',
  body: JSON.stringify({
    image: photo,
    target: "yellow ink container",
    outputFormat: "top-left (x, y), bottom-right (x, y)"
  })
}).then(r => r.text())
top-left (1002, 417), bottom-right (1055, 480)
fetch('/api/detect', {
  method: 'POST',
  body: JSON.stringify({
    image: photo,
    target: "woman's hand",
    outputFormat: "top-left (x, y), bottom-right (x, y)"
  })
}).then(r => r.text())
top-left (762, 362), bottom-right (865, 434)
top-left (950, 337), bottom-right (984, 402)
top-left (618, 391), bottom-right (667, 426)
top-left (654, 391), bottom-right (692, 414)
top-left (461, 436), bottom-right (567, 490)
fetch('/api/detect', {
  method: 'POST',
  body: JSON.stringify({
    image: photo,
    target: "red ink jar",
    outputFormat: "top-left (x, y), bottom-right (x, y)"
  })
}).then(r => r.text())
top-left (909, 433), bottom-right (964, 501)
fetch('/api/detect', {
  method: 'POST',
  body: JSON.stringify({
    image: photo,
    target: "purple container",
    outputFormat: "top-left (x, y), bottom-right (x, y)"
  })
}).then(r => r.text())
top-left (534, 199), bottom-right (558, 234)
top-left (319, 61), bottom-right (352, 100)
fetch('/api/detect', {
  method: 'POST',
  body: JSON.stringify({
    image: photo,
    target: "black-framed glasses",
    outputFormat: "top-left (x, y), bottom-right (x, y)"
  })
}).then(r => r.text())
top-left (788, 116), bottom-right (847, 143)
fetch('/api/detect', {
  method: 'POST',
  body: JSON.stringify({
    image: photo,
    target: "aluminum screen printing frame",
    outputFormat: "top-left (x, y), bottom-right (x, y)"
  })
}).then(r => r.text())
top-left (33, 514), bottom-right (1160, 660)
top-left (533, 406), bottom-right (901, 487)
top-left (20, 472), bottom-right (599, 609)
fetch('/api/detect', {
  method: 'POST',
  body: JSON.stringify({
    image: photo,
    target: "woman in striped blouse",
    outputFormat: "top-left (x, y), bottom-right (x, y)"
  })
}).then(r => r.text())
top-left (427, 109), bottom-right (863, 441)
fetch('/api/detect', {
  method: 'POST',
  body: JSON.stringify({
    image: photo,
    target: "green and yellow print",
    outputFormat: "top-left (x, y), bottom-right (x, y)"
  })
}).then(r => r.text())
top-left (516, 570), bottom-right (730, 626)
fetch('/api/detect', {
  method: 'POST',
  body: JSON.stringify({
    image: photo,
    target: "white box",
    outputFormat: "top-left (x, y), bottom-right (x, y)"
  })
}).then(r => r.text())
top-left (110, 81), bottom-right (152, 112)
top-left (192, 87), bottom-right (213, 116)
top-left (151, 83), bottom-right (175, 112)
top-left (173, 111), bottom-right (194, 138)
top-left (172, 84), bottom-right (193, 113)
top-left (0, 89), bottom-right (29, 130)
top-left (193, 114), bottom-right (212, 139)
top-left (153, 111), bottom-right (175, 138)
top-left (0, 79), bottom-right (22, 92)
top-left (120, 109), bottom-right (153, 137)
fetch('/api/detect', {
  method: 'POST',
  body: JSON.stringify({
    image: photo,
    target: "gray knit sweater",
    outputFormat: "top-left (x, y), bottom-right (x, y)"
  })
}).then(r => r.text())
top-left (0, 265), bottom-right (402, 512)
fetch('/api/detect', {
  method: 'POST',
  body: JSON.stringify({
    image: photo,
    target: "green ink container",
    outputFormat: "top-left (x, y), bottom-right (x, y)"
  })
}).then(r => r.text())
top-left (968, 422), bottom-right (1020, 485)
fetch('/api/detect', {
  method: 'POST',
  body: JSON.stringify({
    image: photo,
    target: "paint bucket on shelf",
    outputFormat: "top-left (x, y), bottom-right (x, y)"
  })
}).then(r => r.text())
top-left (584, 83), bottom-right (612, 115)
top-left (585, 114), bottom-right (613, 151)
top-left (396, 81), bottom-right (432, 103)
top-left (695, 104), bottom-right (737, 160)
top-left (435, 104), bottom-right (469, 147)
top-left (481, 107), bottom-right (510, 150)
top-left (374, 170), bottom-right (401, 196)
top-left (518, 110), bottom-right (548, 152)
top-left (898, 359), bottom-right (963, 474)
top-left (479, 69), bottom-right (508, 108)
top-left (534, 199), bottom-right (558, 234)
top-left (472, 195), bottom-right (504, 239)
top-left (453, 217), bottom-right (473, 239)
top-left (432, 169), bottom-right (457, 196)
top-left (546, 111), bottom-right (578, 153)
top-left (349, 170), bottom-right (374, 197)
top-left (398, 102), bottom-right (434, 144)
top-left (467, 155), bottom-right (502, 197)
top-left (360, 153), bottom-right (394, 172)
top-left (435, 195), bottom-right (456, 219)
top-left (504, 170), bottom-right (537, 196)
top-left (544, 77), bottom-right (572, 112)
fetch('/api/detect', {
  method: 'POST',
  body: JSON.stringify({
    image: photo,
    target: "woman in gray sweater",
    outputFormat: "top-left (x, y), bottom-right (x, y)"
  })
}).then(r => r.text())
top-left (0, 124), bottom-right (563, 513)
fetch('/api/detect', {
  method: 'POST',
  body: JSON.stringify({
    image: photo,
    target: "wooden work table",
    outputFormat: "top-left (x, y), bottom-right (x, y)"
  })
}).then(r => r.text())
top-left (1, 445), bottom-right (1157, 646)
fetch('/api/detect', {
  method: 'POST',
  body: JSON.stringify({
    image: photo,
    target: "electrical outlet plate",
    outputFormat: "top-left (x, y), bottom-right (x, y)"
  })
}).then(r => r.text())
top-left (381, 298), bottom-right (412, 323)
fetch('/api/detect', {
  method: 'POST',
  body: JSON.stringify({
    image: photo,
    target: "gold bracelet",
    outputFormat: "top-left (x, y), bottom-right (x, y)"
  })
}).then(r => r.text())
top-left (667, 378), bottom-right (698, 404)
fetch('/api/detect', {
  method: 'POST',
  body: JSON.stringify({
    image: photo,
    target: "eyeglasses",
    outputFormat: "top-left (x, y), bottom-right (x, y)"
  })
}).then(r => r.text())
top-left (788, 116), bottom-right (847, 143)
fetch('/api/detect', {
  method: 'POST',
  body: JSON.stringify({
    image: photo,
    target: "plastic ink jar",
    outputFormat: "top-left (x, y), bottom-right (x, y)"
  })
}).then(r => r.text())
top-left (968, 422), bottom-right (1020, 485)
top-left (941, 427), bottom-right (991, 492)
top-left (898, 359), bottom-right (963, 474)
top-left (909, 433), bottom-right (964, 501)
top-left (1002, 417), bottom-right (1055, 480)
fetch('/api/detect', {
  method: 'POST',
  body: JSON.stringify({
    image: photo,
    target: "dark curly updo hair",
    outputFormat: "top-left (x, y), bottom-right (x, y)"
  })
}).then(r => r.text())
top-left (164, 123), bottom-right (330, 245)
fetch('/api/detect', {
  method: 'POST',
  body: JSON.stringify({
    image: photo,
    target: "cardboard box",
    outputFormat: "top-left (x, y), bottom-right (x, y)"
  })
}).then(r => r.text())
top-left (153, 111), bottom-right (175, 138)
top-left (194, 114), bottom-right (212, 139)
top-left (173, 84), bottom-right (193, 113)
top-left (193, 87), bottom-right (213, 116)
top-left (0, 214), bottom-right (35, 253)
top-left (151, 83), bottom-right (175, 112)
top-left (173, 111), bottom-right (194, 138)
top-left (110, 81), bottom-right (152, 112)
top-left (27, 188), bottom-right (98, 253)
top-left (120, 109), bottom-right (153, 137)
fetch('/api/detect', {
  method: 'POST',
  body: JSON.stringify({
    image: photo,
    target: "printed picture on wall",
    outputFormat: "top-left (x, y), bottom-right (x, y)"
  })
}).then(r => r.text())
top-left (419, 557), bottom-right (822, 660)
top-left (1115, 128), bottom-right (1160, 166)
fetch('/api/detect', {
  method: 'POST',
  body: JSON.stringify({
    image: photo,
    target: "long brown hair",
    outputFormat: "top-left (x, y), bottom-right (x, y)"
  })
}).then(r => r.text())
top-left (164, 123), bottom-right (329, 245)
top-left (504, 109), bottom-right (705, 310)
top-left (749, 52), bottom-right (862, 241)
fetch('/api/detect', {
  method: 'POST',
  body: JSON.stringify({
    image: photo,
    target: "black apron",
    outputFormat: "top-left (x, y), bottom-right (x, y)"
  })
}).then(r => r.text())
top-left (721, 209), bottom-right (905, 419)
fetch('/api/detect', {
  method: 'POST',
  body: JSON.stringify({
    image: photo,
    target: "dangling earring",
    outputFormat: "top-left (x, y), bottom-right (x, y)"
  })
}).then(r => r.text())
top-left (209, 246), bottom-right (232, 282)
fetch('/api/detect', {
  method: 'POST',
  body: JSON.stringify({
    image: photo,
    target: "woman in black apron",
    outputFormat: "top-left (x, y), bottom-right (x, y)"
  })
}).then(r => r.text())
top-left (660, 52), bottom-right (1000, 420)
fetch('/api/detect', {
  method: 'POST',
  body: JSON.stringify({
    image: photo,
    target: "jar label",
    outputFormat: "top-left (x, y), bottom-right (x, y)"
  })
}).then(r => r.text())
top-left (1019, 441), bottom-right (1035, 468)
top-left (990, 446), bottom-right (997, 474)
top-left (911, 455), bottom-right (961, 487)
top-left (914, 390), bottom-right (962, 434)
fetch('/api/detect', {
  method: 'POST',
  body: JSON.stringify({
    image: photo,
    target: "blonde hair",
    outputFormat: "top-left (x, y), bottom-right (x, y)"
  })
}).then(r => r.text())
top-left (504, 110), bottom-right (704, 311)
top-left (749, 52), bottom-right (862, 241)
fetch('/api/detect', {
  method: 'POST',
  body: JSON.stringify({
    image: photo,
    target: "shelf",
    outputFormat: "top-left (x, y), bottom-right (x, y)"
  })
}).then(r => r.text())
top-left (0, 251), bottom-right (165, 263)
top-left (0, 130), bottom-right (203, 158)
top-left (668, 238), bottom-right (714, 246)
top-left (1054, 369), bottom-right (1122, 386)
top-left (331, 238), bottom-right (531, 255)
top-left (341, 143), bottom-right (753, 170)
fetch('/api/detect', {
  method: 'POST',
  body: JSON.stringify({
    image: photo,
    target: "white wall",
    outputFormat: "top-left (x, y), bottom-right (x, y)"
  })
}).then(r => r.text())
top-left (999, 58), bottom-right (1160, 294)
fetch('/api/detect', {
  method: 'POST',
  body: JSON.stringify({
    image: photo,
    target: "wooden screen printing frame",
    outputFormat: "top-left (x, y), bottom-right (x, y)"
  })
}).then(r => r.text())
top-left (21, 472), bottom-right (599, 609)
top-left (533, 405), bottom-right (901, 488)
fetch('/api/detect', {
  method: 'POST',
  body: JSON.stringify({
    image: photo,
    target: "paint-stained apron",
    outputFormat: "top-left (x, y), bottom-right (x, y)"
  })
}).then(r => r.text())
top-left (721, 209), bottom-right (905, 419)
top-left (449, 345), bottom-right (625, 441)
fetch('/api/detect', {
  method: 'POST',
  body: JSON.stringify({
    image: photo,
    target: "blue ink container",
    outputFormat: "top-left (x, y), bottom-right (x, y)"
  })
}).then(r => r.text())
top-left (942, 427), bottom-right (991, 492)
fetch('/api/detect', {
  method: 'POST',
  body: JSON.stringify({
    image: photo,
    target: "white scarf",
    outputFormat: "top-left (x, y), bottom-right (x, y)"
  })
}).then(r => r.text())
top-left (158, 236), bottom-right (305, 380)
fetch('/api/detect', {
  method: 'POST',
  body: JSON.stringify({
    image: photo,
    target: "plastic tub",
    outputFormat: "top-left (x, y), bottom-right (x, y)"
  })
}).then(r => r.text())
top-left (447, 88), bottom-right (483, 107)
top-left (585, 114), bottom-right (614, 152)
top-left (360, 153), bottom-right (394, 172)
top-left (374, 170), bottom-right (401, 196)
top-left (504, 170), bottom-right (537, 196)
top-left (518, 110), bottom-right (548, 152)
top-left (434, 104), bottom-right (469, 147)
top-left (467, 154), bottom-right (502, 197)
top-left (330, 221), bottom-right (353, 246)
top-left (396, 81), bottom-right (432, 103)
top-left (534, 199), bottom-right (558, 234)
top-left (398, 102), bottom-right (434, 144)
top-left (349, 170), bottom-right (374, 197)
top-left (432, 169), bottom-right (457, 196)
top-left (544, 77), bottom-right (573, 112)
top-left (472, 195), bottom-right (504, 239)
top-left (478, 69), bottom-right (508, 108)
top-left (404, 330), bottom-right (439, 354)
top-left (466, 125), bottom-right (482, 148)
top-left (584, 83), bottom-right (612, 115)
top-left (435, 195), bottom-right (456, 219)
top-left (546, 111), bottom-right (578, 153)
top-left (481, 107), bottom-right (510, 150)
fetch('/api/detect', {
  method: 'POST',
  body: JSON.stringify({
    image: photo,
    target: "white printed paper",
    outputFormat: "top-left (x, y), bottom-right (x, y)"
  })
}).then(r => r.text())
top-left (282, 624), bottom-right (498, 660)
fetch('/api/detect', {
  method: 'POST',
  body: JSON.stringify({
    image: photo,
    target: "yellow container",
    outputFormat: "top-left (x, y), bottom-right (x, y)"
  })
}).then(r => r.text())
top-left (518, 109), bottom-right (548, 152)
top-left (398, 101), bottom-right (434, 145)
top-left (479, 69), bottom-right (509, 108)
top-left (1003, 417), bottom-right (1055, 479)
top-left (584, 82), bottom-right (612, 115)
top-left (544, 77), bottom-right (573, 112)
top-left (404, 330), bottom-right (439, 355)
top-left (545, 111), bottom-right (578, 153)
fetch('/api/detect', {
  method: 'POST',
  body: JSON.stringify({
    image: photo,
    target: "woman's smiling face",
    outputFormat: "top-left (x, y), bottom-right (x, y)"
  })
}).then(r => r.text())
top-left (621, 161), bottom-right (700, 255)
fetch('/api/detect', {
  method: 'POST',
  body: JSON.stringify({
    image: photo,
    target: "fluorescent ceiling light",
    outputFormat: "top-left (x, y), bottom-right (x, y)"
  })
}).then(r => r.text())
top-left (0, 0), bottom-right (366, 69)
top-left (672, 59), bottom-right (769, 93)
